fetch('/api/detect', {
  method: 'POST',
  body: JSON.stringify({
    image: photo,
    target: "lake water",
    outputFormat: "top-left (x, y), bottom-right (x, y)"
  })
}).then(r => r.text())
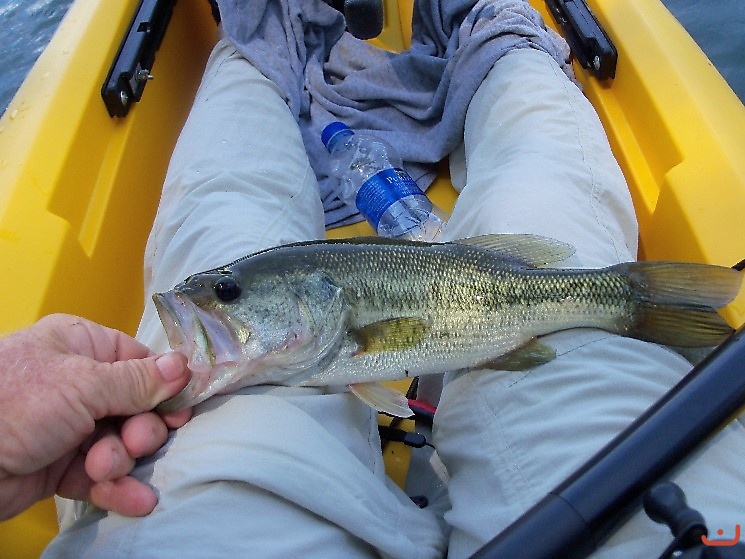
top-left (0, 0), bottom-right (73, 115)
top-left (0, 0), bottom-right (743, 115)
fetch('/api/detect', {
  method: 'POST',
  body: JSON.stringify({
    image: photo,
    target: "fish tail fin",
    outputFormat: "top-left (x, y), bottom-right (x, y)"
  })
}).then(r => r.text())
top-left (617, 261), bottom-right (742, 308)
top-left (615, 261), bottom-right (742, 347)
top-left (631, 302), bottom-right (734, 347)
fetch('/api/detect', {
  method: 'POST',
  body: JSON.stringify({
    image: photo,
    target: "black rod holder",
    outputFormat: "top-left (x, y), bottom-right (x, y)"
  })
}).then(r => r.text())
top-left (545, 0), bottom-right (617, 80)
top-left (101, 0), bottom-right (177, 117)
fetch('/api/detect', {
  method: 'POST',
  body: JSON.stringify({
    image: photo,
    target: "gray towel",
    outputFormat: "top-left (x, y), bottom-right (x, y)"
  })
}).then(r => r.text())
top-left (216, 0), bottom-right (572, 228)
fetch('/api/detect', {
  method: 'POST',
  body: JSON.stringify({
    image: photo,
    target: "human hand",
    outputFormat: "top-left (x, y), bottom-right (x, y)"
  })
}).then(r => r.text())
top-left (0, 314), bottom-right (192, 521)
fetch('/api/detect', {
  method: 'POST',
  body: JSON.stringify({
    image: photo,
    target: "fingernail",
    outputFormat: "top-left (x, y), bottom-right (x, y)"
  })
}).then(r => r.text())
top-left (104, 447), bottom-right (119, 479)
top-left (155, 353), bottom-right (187, 382)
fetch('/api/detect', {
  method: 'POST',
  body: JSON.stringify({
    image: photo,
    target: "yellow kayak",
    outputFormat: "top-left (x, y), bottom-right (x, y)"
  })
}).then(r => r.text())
top-left (0, 0), bottom-right (743, 556)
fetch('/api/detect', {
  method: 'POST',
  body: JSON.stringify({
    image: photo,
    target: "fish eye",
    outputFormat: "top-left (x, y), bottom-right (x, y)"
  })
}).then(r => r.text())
top-left (214, 276), bottom-right (242, 302)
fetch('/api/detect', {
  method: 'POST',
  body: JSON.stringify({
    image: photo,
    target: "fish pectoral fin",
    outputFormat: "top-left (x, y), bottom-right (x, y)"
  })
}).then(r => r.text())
top-left (353, 317), bottom-right (430, 354)
top-left (348, 382), bottom-right (413, 418)
top-left (481, 339), bottom-right (557, 371)
top-left (452, 234), bottom-right (575, 268)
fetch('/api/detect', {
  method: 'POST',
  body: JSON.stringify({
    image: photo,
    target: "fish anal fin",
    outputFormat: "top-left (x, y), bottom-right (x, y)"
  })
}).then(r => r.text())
top-left (353, 317), bottom-right (429, 354)
top-left (452, 234), bottom-right (575, 268)
top-left (481, 339), bottom-right (556, 371)
top-left (348, 382), bottom-right (413, 418)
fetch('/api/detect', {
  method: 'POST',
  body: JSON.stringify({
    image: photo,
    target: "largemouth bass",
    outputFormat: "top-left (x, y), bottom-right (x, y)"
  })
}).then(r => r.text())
top-left (153, 235), bottom-right (742, 416)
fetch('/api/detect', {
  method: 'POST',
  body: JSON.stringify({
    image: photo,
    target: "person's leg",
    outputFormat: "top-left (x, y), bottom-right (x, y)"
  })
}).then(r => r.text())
top-left (138, 41), bottom-right (326, 343)
top-left (437, 48), bottom-right (745, 558)
top-left (444, 50), bottom-right (636, 267)
top-left (45, 39), bottom-right (445, 559)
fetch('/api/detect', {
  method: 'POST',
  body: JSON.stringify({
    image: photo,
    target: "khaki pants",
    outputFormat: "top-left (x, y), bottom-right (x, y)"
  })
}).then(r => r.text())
top-left (46, 41), bottom-right (745, 559)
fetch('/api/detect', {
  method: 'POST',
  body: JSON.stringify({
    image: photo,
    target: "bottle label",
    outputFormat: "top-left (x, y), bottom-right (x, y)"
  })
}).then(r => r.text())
top-left (356, 168), bottom-right (425, 228)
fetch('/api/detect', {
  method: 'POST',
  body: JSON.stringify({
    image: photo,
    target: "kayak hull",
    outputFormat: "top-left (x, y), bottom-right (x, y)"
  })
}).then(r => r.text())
top-left (0, 0), bottom-right (743, 554)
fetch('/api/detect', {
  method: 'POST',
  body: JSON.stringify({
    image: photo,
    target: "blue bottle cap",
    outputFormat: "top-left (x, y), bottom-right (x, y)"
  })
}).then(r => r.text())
top-left (321, 121), bottom-right (354, 151)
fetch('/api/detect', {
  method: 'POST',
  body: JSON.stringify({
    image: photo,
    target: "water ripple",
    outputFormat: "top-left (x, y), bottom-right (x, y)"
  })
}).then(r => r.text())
top-left (0, 0), bottom-right (73, 115)
top-left (0, 0), bottom-right (742, 117)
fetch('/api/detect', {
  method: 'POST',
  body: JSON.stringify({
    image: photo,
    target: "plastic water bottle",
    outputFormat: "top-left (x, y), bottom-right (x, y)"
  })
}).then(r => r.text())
top-left (321, 122), bottom-right (448, 241)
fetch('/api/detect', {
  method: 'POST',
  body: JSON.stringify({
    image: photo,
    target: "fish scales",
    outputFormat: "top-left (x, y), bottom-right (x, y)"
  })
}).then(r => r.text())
top-left (226, 241), bottom-right (636, 386)
top-left (154, 235), bottom-right (741, 414)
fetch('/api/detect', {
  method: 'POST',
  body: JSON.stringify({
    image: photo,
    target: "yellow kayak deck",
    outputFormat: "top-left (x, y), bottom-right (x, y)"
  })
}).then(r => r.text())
top-left (1, 0), bottom-right (744, 555)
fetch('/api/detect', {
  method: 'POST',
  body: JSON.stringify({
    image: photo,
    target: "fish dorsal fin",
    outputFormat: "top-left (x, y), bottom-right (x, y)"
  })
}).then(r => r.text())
top-left (452, 234), bottom-right (575, 268)
top-left (348, 382), bottom-right (413, 417)
top-left (353, 317), bottom-right (430, 354)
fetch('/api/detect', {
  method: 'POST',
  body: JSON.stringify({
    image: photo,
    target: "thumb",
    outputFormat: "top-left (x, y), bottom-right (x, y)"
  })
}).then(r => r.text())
top-left (89, 352), bottom-right (190, 417)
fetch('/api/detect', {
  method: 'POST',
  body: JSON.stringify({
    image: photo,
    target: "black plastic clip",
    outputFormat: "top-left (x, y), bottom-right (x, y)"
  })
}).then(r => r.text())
top-left (343, 0), bottom-right (384, 40)
top-left (378, 425), bottom-right (429, 449)
top-left (545, 0), bottom-right (617, 80)
top-left (101, 0), bottom-right (177, 117)
top-left (329, 0), bottom-right (384, 39)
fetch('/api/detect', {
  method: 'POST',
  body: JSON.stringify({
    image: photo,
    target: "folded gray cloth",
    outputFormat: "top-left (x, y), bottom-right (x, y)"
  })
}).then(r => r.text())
top-left (216, 0), bottom-right (572, 228)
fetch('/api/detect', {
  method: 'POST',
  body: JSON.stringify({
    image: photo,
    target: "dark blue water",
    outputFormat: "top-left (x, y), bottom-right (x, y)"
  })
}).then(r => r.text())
top-left (0, 0), bottom-right (73, 115)
top-left (0, 0), bottom-right (743, 116)
top-left (663, 0), bottom-right (745, 105)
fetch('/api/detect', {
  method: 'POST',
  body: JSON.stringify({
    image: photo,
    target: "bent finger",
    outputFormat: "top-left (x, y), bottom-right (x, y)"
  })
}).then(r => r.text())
top-left (85, 430), bottom-right (135, 482)
top-left (120, 413), bottom-right (169, 458)
top-left (89, 477), bottom-right (158, 517)
top-left (162, 407), bottom-right (193, 429)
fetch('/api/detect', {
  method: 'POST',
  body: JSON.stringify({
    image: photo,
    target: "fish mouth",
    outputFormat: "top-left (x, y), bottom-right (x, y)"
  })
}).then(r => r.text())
top-left (152, 290), bottom-right (244, 412)
top-left (153, 291), bottom-right (190, 359)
